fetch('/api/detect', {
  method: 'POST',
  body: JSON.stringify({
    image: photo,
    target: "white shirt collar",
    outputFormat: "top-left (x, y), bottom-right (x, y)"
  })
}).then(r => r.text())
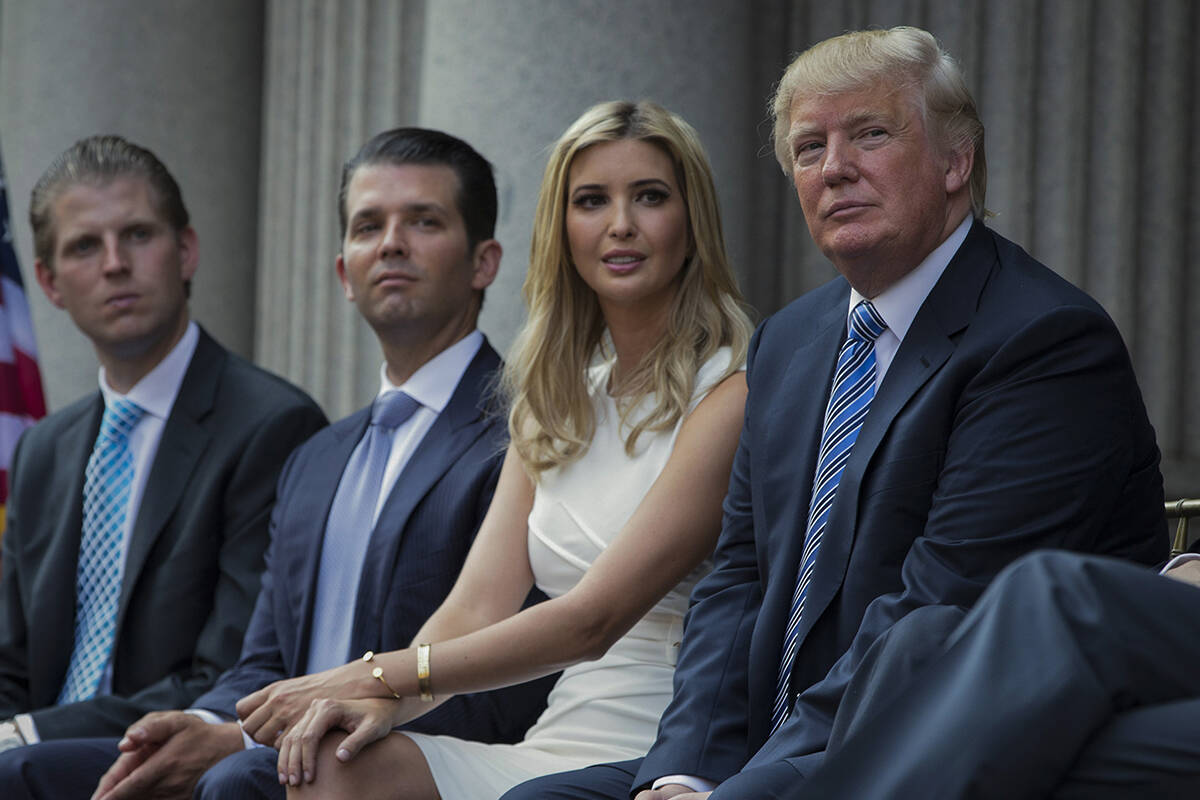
top-left (375, 329), bottom-right (483, 413)
top-left (849, 214), bottom-right (973, 342)
top-left (98, 321), bottom-right (199, 420)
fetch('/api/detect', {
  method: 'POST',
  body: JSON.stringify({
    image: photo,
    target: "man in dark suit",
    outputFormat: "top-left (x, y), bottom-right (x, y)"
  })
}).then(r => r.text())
top-left (0, 128), bottom-right (553, 800)
top-left (504, 26), bottom-right (1166, 800)
top-left (0, 135), bottom-right (327, 750)
top-left (795, 550), bottom-right (1200, 798)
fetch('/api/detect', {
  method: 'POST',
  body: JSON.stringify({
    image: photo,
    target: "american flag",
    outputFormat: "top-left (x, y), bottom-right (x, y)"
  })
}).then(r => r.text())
top-left (0, 155), bottom-right (47, 537)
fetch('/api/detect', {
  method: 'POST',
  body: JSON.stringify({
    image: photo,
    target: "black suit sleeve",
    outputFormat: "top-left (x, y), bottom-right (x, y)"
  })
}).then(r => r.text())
top-left (0, 429), bottom-right (38, 716)
top-left (191, 447), bottom-right (304, 717)
top-left (634, 324), bottom-right (768, 789)
top-left (28, 402), bottom-right (326, 738)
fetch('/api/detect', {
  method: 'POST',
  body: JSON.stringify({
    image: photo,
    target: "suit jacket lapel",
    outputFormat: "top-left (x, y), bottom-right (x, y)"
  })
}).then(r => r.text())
top-left (287, 409), bottom-right (370, 671)
top-left (116, 330), bottom-right (223, 627)
top-left (349, 341), bottom-right (502, 652)
top-left (45, 399), bottom-right (103, 682)
top-left (757, 296), bottom-right (847, 660)
top-left (799, 222), bottom-right (994, 643)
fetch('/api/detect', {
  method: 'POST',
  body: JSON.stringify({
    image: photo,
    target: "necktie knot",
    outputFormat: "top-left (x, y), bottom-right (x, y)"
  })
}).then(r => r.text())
top-left (848, 300), bottom-right (888, 345)
top-left (100, 399), bottom-right (146, 442)
top-left (371, 391), bottom-right (420, 429)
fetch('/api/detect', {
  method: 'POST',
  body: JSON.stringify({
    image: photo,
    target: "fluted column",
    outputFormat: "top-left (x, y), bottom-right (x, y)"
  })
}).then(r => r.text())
top-left (0, 0), bottom-right (264, 409)
top-left (256, 0), bottom-right (423, 416)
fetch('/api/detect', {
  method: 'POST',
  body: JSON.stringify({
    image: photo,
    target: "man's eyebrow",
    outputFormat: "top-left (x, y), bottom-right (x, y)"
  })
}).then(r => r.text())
top-left (402, 202), bottom-right (448, 215)
top-left (841, 109), bottom-right (892, 129)
top-left (790, 109), bottom-right (893, 142)
top-left (349, 201), bottom-right (448, 221)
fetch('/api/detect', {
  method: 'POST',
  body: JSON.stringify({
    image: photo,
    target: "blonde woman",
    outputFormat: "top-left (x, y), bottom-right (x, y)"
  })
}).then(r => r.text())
top-left (237, 100), bottom-right (753, 799)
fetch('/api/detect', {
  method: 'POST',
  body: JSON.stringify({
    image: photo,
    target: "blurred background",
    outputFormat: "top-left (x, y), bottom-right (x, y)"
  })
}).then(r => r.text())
top-left (1, 0), bottom-right (1196, 495)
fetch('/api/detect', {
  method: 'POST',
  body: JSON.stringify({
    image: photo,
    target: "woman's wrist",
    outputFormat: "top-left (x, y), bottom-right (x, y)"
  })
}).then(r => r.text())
top-left (358, 651), bottom-right (394, 698)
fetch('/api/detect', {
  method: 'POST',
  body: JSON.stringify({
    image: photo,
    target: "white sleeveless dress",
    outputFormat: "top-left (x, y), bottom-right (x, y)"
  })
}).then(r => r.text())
top-left (404, 347), bottom-right (735, 798)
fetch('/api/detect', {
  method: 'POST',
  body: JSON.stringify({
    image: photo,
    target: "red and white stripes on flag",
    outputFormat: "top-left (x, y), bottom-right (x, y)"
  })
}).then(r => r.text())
top-left (1, 159), bottom-right (47, 536)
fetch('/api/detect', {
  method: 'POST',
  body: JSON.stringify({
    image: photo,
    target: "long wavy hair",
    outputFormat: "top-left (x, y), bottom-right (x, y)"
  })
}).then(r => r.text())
top-left (503, 100), bottom-right (752, 477)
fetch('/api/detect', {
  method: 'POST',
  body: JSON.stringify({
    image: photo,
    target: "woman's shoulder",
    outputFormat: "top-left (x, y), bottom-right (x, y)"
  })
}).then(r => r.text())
top-left (690, 346), bottom-right (743, 409)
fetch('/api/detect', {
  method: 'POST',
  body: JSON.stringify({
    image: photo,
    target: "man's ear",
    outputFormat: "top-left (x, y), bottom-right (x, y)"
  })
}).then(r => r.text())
top-left (335, 253), bottom-right (355, 301)
top-left (471, 239), bottom-right (501, 291)
top-left (176, 226), bottom-right (199, 283)
top-left (34, 258), bottom-right (65, 309)
top-left (944, 145), bottom-right (974, 196)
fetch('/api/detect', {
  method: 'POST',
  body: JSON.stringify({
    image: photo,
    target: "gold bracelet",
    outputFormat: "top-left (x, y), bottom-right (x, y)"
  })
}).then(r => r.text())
top-left (361, 650), bottom-right (401, 700)
top-left (416, 643), bottom-right (433, 701)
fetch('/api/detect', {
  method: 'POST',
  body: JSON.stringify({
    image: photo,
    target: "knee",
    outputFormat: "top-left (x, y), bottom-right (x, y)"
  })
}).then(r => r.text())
top-left (501, 773), bottom-right (556, 800)
top-left (500, 760), bottom-right (643, 800)
top-left (986, 549), bottom-right (1088, 607)
top-left (0, 748), bottom-right (31, 798)
top-left (860, 603), bottom-right (966, 677)
top-left (288, 732), bottom-right (358, 797)
top-left (997, 548), bottom-right (1077, 583)
top-left (974, 549), bottom-right (1145, 642)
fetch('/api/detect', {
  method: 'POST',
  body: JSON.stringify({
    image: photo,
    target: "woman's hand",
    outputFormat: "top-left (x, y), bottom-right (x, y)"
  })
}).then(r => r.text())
top-left (276, 697), bottom-right (418, 786)
top-left (235, 662), bottom-right (372, 747)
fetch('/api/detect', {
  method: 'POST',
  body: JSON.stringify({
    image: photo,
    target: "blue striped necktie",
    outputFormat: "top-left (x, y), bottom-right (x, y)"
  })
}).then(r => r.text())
top-left (59, 398), bottom-right (146, 704)
top-left (770, 299), bottom-right (888, 732)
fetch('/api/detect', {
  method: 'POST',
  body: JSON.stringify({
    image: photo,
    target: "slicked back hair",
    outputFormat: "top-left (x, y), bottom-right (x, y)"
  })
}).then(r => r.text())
top-left (30, 135), bottom-right (190, 268)
top-left (337, 127), bottom-right (498, 249)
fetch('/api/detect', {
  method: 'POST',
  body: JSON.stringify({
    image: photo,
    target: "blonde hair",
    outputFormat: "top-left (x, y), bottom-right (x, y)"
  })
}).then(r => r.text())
top-left (770, 26), bottom-right (988, 219)
top-left (504, 100), bottom-right (752, 476)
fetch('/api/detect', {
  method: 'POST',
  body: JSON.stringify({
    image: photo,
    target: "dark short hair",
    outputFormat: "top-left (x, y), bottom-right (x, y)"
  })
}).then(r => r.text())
top-left (337, 127), bottom-right (498, 248)
top-left (29, 135), bottom-right (190, 267)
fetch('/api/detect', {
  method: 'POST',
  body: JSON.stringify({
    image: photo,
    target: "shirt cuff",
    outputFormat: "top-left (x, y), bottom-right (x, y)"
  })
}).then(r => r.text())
top-left (652, 774), bottom-right (718, 792)
top-left (184, 708), bottom-right (264, 751)
top-left (183, 708), bottom-right (228, 725)
top-left (13, 714), bottom-right (38, 745)
top-left (1161, 552), bottom-right (1200, 574)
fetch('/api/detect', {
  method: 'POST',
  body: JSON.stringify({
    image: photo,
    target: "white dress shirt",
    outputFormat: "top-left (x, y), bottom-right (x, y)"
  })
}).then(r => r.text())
top-left (848, 214), bottom-right (971, 389)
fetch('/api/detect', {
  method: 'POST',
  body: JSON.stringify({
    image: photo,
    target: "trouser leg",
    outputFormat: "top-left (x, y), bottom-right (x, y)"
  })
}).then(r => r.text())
top-left (0, 737), bottom-right (120, 800)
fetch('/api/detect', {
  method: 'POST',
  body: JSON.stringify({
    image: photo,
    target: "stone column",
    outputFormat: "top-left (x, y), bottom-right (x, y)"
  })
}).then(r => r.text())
top-left (0, 0), bottom-right (265, 409)
top-left (256, 0), bottom-right (424, 416)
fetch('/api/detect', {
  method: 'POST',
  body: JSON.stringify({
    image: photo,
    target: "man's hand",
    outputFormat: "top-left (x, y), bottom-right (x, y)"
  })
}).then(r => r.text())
top-left (90, 711), bottom-right (242, 800)
top-left (634, 786), bottom-right (712, 800)
top-left (236, 663), bottom-right (369, 747)
top-left (1164, 559), bottom-right (1200, 589)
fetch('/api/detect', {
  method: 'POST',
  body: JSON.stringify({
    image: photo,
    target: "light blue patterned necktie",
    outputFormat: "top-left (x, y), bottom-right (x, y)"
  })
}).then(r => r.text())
top-left (58, 398), bottom-right (146, 704)
top-left (770, 299), bottom-right (888, 732)
top-left (305, 390), bottom-right (421, 674)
